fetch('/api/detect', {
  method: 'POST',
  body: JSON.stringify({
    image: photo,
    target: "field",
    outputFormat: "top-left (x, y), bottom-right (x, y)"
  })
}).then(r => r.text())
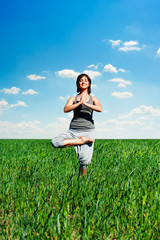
top-left (0, 139), bottom-right (160, 239)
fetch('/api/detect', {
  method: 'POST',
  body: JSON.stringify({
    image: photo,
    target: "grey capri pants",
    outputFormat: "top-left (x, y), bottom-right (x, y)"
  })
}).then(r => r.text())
top-left (51, 129), bottom-right (95, 169)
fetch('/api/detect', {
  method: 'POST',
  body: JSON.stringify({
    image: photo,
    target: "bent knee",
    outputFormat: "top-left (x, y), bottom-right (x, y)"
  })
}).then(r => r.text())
top-left (51, 138), bottom-right (64, 148)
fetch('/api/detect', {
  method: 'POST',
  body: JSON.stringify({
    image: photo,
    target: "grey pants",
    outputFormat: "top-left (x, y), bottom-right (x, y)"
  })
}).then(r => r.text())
top-left (51, 129), bottom-right (95, 169)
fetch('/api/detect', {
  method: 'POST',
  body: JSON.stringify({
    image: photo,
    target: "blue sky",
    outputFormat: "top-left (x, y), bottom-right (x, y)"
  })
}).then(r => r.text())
top-left (0, 0), bottom-right (160, 138)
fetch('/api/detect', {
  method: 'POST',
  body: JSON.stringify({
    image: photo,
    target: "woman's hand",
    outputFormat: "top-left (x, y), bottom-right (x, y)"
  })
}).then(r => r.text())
top-left (64, 96), bottom-right (81, 113)
top-left (83, 96), bottom-right (102, 112)
top-left (80, 93), bottom-right (86, 105)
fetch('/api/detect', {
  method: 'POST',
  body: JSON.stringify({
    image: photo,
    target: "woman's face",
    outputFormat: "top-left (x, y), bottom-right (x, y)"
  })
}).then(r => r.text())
top-left (79, 76), bottom-right (90, 90)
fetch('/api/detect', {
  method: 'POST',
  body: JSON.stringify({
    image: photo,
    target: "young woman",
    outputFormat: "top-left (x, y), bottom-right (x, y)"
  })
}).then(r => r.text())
top-left (51, 73), bottom-right (102, 176)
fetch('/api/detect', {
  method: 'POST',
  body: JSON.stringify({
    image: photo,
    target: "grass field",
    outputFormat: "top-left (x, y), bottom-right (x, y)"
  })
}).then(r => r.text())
top-left (0, 139), bottom-right (160, 239)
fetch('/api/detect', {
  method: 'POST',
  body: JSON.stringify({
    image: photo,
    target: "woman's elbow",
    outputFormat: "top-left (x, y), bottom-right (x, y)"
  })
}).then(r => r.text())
top-left (64, 107), bottom-right (68, 113)
top-left (99, 106), bottom-right (102, 112)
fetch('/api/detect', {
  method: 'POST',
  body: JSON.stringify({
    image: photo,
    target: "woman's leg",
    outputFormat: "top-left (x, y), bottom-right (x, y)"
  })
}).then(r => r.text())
top-left (64, 136), bottom-right (94, 147)
top-left (74, 131), bottom-right (95, 176)
top-left (79, 168), bottom-right (87, 176)
top-left (51, 130), bottom-right (94, 148)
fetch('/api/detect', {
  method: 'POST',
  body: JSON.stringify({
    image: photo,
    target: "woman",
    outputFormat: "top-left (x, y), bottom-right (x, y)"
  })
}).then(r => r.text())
top-left (51, 73), bottom-right (102, 176)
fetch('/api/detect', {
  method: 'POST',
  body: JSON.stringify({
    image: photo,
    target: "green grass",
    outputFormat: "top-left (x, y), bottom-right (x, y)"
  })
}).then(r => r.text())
top-left (0, 139), bottom-right (160, 239)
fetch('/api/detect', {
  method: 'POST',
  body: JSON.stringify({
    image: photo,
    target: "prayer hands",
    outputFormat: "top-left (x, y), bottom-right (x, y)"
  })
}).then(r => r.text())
top-left (80, 93), bottom-right (86, 105)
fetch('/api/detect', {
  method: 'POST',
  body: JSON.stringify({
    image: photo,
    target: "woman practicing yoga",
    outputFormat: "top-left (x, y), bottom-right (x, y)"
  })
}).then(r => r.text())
top-left (51, 73), bottom-right (102, 176)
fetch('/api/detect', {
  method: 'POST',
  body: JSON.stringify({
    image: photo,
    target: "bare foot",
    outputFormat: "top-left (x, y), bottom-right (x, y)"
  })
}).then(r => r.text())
top-left (80, 136), bottom-right (94, 144)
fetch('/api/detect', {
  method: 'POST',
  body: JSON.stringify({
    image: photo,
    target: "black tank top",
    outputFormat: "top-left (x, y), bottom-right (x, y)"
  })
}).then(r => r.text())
top-left (69, 95), bottom-right (95, 130)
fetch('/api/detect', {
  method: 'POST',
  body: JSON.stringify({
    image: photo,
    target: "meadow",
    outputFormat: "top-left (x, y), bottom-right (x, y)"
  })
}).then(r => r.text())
top-left (0, 139), bottom-right (159, 239)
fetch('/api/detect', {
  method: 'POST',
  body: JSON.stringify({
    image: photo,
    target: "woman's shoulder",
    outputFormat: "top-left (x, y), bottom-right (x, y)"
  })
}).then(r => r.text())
top-left (90, 95), bottom-right (100, 103)
top-left (68, 95), bottom-right (77, 102)
top-left (90, 95), bottom-right (98, 100)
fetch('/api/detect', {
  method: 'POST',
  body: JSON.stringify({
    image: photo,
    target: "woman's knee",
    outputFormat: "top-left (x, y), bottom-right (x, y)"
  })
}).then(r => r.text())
top-left (51, 137), bottom-right (64, 148)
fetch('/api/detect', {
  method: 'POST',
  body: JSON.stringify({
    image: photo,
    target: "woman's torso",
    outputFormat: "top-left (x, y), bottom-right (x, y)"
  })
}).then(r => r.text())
top-left (69, 94), bottom-right (95, 130)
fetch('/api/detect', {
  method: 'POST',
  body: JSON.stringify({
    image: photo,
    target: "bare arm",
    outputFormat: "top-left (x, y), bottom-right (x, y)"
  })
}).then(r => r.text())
top-left (64, 96), bottom-right (82, 113)
top-left (82, 96), bottom-right (102, 112)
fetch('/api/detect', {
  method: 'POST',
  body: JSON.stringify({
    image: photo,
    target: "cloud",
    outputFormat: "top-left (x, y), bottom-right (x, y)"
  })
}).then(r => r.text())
top-left (104, 64), bottom-right (127, 73)
top-left (119, 46), bottom-right (142, 52)
top-left (118, 83), bottom-right (127, 88)
top-left (108, 78), bottom-right (132, 86)
top-left (0, 99), bottom-right (8, 115)
top-left (58, 96), bottom-right (66, 101)
top-left (46, 117), bottom-right (70, 131)
top-left (56, 69), bottom-right (101, 80)
top-left (104, 64), bottom-right (118, 73)
top-left (0, 99), bottom-right (8, 107)
top-left (10, 101), bottom-right (27, 108)
top-left (123, 40), bottom-right (138, 46)
top-left (108, 39), bottom-right (144, 52)
top-left (109, 40), bottom-right (121, 47)
top-left (118, 68), bottom-right (127, 73)
top-left (106, 119), bottom-right (142, 126)
top-left (83, 70), bottom-right (101, 79)
top-left (0, 120), bottom-right (45, 139)
top-left (112, 91), bottom-right (134, 98)
top-left (156, 48), bottom-right (160, 57)
top-left (22, 89), bottom-right (38, 95)
top-left (87, 63), bottom-right (103, 69)
top-left (27, 74), bottom-right (46, 80)
top-left (87, 64), bottom-right (98, 69)
top-left (56, 69), bottom-right (80, 79)
top-left (1, 87), bottom-right (21, 94)
top-left (119, 40), bottom-right (143, 52)
top-left (119, 105), bottom-right (160, 119)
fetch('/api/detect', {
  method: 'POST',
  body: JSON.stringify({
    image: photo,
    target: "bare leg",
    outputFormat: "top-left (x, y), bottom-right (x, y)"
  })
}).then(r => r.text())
top-left (79, 168), bottom-right (87, 177)
top-left (64, 136), bottom-right (94, 147)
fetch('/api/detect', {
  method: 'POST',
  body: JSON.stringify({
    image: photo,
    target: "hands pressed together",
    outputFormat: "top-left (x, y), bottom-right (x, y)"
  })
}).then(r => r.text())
top-left (64, 93), bottom-right (102, 113)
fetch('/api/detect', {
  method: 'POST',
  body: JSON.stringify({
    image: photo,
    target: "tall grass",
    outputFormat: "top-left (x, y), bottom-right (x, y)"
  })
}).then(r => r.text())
top-left (0, 139), bottom-right (160, 239)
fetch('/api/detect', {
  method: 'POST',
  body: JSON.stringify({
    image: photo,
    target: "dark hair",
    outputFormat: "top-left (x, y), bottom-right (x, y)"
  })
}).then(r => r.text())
top-left (76, 73), bottom-right (91, 93)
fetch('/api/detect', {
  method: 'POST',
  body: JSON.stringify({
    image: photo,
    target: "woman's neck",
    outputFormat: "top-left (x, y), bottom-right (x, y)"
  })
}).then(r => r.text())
top-left (79, 89), bottom-right (89, 95)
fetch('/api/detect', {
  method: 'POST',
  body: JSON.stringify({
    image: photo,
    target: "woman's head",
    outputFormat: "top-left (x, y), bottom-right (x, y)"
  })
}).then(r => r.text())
top-left (76, 73), bottom-right (91, 93)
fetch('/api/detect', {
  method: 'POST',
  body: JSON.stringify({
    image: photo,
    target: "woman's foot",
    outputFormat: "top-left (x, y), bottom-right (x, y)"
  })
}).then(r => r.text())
top-left (80, 136), bottom-right (94, 144)
top-left (79, 168), bottom-right (87, 176)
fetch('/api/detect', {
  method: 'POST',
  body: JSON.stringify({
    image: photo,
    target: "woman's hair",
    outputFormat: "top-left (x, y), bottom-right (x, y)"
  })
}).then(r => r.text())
top-left (76, 73), bottom-right (91, 93)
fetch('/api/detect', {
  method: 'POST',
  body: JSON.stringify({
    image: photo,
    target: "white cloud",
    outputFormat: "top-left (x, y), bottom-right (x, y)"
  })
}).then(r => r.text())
top-left (104, 64), bottom-right (118, 73)
top-left (10, 101), bottom-right (27, 108)
top-left (156, 48), bottom-right (160, 57)
top-left (108, 39), bottom-right (144, 52)
top-left (0, 120), bottom-right (44, 139)
top-left (112, 91), bottom-right (134, 98)
top-left (106, 119), bottom-right (142, 126)
top-left (56, 69), bottom-right (80, 79)
top-left (108, 78), bottom-right (132, 86)
top-left (123, 40), bottom-right (138, 46)
top-left (46, 117), bottom-right (70, 133)
top-left (119, 46), bottom-right (142, 52)
top-left (0, 99), bottom-right (9, 115)
top-left (104, 64), bottom-right (127, 73)
top-left (58, 96), bottom-right (66, 101)
top-left (56, 69), bottom-right (101, 80)
top-left (83, 70), bottom-right (101, 79)
top-left (118, 83), bottom-right (126, 88)
top-left (0, 99), bottom-right (8, 107)
top-left (119, 105), bottom-right (160, 119)
top-left (87, 63), bottom-right (103, 69)
top-left (109, 40), bottom-right (121, 47)
top-left (22, 89), bottom-right (38, 95)
top-left (87, 64), bottom-right (98, 69)
top-left (1, 87), bottom-right (21, 94)
top-left (27, 74), bottom-right (46, 80)
top-left (118, 68), bottom-right (127, 73)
